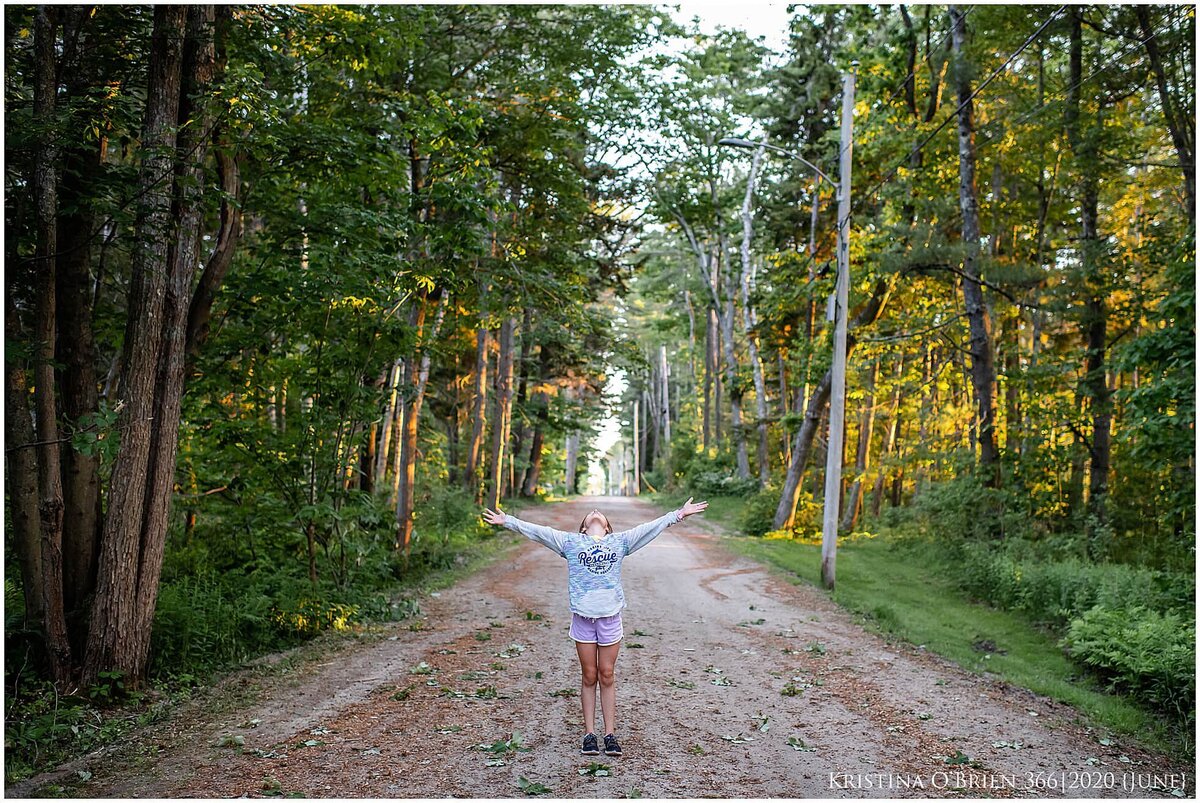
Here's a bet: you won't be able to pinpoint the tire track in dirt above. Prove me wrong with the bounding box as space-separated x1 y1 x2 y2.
62 496 1190 798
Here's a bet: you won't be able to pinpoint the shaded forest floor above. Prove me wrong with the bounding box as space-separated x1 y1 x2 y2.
11 497 1191 798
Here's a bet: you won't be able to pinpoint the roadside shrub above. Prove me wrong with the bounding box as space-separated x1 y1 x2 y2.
1062 605 1196 723
419 483 478 534
689 470 760 498
738 485 780 536
946 539 1194 627
150 572 294 677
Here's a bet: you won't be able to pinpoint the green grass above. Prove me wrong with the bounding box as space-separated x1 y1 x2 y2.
722 530 1190 763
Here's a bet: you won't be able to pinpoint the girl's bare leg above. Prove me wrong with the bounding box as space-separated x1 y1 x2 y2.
597 641 621 735
575 640 599 733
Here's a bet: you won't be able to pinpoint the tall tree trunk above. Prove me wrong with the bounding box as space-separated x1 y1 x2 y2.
913 344 933 497
129 5 221 672
660 345 671 462
738 144 771 486
684 289 697 392
83 5 190 686
464 325 489 502
375 360 402 486
6 297 47 639
486 315 516 511
1065 9 1111 543
1134 6 1195 221
564 427 579 495
30 5 73 684
396 288 446 553
509 307 534 499
55 7 104 662
521 343 553 496
703 305 713 450
949 4 1000 488
718 232 750 479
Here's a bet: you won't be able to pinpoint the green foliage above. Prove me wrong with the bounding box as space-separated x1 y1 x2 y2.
737 484 781 536
1062 606 1195 725
945 538 1194 628
668 428 761 498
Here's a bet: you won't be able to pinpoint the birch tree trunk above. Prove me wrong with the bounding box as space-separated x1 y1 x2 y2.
738 144 770 486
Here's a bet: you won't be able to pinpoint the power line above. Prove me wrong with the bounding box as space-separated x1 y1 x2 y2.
786 6 1068 273
874 6 975 115
851 5 1068 220
975 22 1163 147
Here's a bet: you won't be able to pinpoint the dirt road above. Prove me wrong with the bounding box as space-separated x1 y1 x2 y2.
54 496 1189 798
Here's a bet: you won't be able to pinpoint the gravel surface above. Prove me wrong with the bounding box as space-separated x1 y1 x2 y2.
26 496 1191 798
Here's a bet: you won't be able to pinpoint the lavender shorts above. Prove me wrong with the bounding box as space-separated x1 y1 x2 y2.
570 612 623 646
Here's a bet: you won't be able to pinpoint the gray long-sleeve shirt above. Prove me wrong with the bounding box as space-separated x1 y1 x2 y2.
502 508 684 618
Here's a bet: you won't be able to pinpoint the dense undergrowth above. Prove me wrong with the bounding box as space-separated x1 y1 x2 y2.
3 484 519 785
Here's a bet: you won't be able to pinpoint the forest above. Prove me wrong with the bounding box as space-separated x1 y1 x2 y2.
4 3 1195 782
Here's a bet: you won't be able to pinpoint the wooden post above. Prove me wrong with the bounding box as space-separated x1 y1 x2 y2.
632 398 640 495
660 345 671 454
820 63 857 592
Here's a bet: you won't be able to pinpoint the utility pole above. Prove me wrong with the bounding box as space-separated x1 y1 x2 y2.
820 62 858 591
632 398 640 496
660 345 671 451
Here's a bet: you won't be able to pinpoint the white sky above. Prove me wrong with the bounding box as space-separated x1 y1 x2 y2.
672 0 792 53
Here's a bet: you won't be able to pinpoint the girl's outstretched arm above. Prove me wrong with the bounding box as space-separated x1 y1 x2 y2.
482 508 569 558
620 496 709 556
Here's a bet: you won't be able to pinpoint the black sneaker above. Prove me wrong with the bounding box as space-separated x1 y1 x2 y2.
581 732 600 755
603 732 622 756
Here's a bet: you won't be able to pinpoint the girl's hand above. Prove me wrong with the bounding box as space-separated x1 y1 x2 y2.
482 508 506 526
679 496 708 519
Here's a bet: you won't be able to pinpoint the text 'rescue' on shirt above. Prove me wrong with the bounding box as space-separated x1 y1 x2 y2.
501 508 684 618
